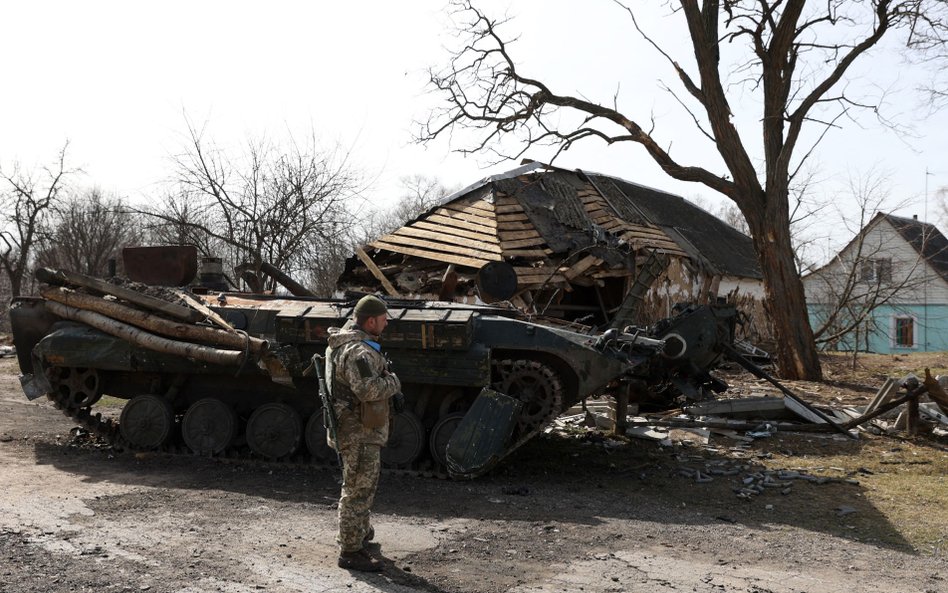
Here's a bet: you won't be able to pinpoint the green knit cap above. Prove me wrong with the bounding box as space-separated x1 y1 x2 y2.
354 295 388 317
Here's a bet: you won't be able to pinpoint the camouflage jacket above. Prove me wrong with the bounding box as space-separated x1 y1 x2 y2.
324 320 401 447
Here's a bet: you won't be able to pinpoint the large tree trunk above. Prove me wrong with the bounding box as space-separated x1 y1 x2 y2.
745 194 823 381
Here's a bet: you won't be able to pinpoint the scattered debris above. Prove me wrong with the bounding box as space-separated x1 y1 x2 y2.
746 423 777 439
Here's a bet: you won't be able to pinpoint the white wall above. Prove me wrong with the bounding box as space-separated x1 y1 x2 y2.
803 218 948 306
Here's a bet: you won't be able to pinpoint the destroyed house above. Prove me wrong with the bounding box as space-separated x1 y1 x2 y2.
338 163 763 328
805 213 948 353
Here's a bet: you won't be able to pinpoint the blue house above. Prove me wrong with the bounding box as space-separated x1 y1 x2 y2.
803 213 948 353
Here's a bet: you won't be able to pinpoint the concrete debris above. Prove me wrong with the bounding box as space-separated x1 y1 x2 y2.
547 371 946 468
629 372 947 442
667 427 711 445
684 397 789 420
667 454 861 500
0 345 15 358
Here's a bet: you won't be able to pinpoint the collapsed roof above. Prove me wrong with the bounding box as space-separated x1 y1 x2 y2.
338 163 760 321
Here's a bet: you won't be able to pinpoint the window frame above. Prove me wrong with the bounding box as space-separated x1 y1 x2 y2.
891 315 917 349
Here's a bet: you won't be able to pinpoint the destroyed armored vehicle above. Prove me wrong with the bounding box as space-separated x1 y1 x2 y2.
10 248 738 476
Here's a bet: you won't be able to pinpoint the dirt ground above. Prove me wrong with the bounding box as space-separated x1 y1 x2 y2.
1 353 947 593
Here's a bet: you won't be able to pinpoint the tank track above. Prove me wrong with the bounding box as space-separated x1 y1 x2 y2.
45 357 567 479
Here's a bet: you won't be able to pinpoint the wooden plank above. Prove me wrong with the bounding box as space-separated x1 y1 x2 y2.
517 274 568 286
591 269 635 279
437 206 496 227
377 233 502 260
563 255 601 280
463 198 496 213
622 229 673 240
513 266 561 276
494 203 525 214
501 236 547 249
497 221 536 231
411 220 499 244
393 227 502 254
497 229 541 241
502 248 552 258
370 240 493 269
176 290 235 331
585 207 610 218
866 378 899 412
450 200 494 216
618 229 678 242
427 213 496 234
355 247 399 296
621 231 678 243
496 213 529 223
618 235 685 254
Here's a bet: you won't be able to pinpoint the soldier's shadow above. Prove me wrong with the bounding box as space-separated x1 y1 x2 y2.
346 543 451 593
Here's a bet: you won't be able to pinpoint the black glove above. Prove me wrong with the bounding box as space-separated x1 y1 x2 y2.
392 392 406 414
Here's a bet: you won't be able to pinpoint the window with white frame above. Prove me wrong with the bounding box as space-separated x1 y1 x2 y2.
893 316 915 348
860 258 892 284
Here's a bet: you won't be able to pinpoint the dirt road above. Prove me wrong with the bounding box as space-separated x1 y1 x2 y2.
0 356 945 593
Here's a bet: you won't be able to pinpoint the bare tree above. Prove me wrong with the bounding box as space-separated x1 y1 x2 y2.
299 221 360 297
35 188 145 277
391 175 456 226
421 1 948 380
365 175 458 239
144 190 224 260
143 121 365 293
0 144 73 297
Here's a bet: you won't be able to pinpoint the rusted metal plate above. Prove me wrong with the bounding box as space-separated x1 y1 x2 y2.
123 246 198 286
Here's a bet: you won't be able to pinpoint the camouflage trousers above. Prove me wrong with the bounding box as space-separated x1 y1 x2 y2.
337 442 381 553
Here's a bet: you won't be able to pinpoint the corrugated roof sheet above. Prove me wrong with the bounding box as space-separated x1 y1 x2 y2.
588 174 762 279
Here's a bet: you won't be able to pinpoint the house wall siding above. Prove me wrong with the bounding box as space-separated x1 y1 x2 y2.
804 217 948 353
805 219 948 305
808 303 948 353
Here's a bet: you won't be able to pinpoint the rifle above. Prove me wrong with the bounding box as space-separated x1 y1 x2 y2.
309 353 343 467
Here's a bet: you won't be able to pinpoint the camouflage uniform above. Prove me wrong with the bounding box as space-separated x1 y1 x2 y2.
325 319 401 554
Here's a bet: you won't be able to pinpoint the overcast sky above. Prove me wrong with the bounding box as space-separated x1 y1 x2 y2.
3 1 947 262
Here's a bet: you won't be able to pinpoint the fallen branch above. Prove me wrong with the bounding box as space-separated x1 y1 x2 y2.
45 301 245 367
41 286 267 354
36 267 204 324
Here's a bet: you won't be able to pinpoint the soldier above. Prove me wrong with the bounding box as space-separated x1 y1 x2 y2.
324 295 403 572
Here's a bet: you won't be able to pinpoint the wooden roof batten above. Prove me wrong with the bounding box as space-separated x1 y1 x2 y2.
342 162 758 304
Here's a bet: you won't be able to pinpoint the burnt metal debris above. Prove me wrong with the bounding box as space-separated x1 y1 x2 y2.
12 247 748 478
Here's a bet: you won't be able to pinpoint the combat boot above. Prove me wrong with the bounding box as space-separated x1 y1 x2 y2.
337 548 383 572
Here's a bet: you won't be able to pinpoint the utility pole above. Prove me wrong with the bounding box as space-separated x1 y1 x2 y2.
924 168 933 351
